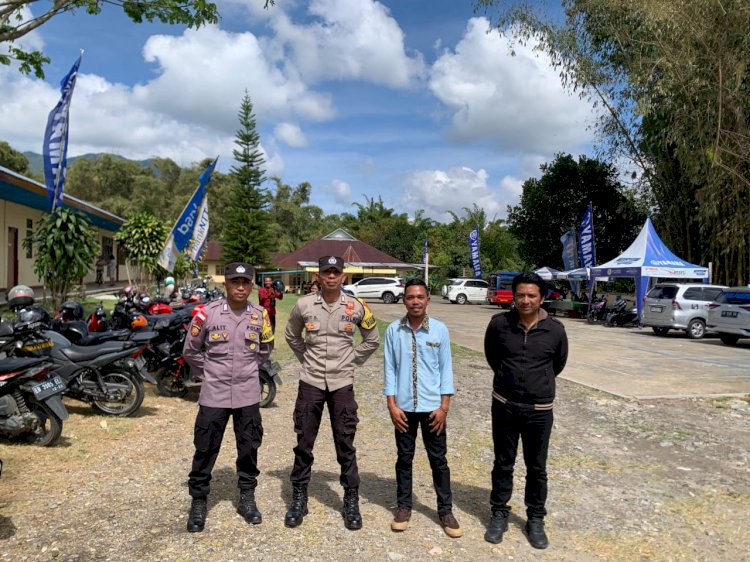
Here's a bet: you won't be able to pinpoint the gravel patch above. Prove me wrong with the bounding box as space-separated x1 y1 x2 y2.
0 351 748 561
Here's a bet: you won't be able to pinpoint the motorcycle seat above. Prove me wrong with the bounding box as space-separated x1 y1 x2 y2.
130 330 159 344
77 329 132 346
61 340 136 362
0 356 47 375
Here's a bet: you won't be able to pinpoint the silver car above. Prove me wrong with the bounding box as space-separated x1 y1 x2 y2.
706 287 750 346
643 283 728 339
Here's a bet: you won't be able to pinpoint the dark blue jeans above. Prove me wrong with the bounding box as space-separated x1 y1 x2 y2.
395 411 453 515
490 399 553 518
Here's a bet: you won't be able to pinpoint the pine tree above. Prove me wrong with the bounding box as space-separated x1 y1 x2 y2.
221 92 272 266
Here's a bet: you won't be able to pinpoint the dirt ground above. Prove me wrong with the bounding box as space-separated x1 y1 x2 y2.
1 344 748 561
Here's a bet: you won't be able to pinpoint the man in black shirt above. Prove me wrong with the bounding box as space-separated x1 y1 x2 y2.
483 272 568 549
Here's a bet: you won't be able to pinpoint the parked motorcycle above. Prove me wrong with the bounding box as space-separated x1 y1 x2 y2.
0 355 69 447
50 314 159 387
3 307 146 417
157 354 281 408
587 295 609 324
605 296 640 327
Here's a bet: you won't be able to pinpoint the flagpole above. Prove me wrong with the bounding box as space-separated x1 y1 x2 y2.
425 253 429 286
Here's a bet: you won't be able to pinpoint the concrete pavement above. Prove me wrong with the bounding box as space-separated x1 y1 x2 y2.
367 298 750 399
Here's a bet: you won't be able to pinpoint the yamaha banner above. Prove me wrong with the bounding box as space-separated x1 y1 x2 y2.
468 226 482 279
560 228 579 294
578 202 596 269
158 157 218 272
43 53 82 210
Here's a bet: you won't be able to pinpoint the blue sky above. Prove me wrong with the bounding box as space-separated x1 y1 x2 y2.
0 0 598 222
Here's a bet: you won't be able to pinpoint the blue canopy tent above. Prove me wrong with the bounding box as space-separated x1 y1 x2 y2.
589 218 709 320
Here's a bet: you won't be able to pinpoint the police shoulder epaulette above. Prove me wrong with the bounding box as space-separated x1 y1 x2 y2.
204 299 222 311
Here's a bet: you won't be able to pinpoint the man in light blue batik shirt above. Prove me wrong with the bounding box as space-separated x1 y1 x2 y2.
383 278 462 538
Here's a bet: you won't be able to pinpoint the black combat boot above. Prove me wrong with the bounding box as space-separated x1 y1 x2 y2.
186 496 208 533
284 483 308 528
237 489 262 524
342 487 362 530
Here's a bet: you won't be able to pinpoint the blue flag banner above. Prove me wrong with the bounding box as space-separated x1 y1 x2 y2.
43 54 82 210
560 228 579 295
422 237 428 264
468 226 482 279
158 157 218 272
188 194 209 261
578 202 596 269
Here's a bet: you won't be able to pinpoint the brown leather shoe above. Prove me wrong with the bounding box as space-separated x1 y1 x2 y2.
439 511 464 538
391 507 411 531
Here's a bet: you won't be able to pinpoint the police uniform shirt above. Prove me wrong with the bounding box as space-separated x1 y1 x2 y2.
285 292 379 391
183 299 274 408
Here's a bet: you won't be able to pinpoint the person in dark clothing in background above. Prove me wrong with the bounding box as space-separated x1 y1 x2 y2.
483 272 568 549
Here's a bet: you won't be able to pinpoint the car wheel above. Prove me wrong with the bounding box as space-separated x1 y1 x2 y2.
719 333 740 346
652 327 669 336
686 319 705 339
382 292 395 304
456 294 468 305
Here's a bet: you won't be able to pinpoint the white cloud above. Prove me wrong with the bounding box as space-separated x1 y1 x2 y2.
135 26 334 128
0 7 45 57
268 0 425 87
0 23 333 165
274 122 307 147
322 179 352 206
401 167 509 222
499 175 524 198
429 17 597 154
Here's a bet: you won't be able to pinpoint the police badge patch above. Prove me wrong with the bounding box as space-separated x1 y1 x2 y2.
190 323 201 337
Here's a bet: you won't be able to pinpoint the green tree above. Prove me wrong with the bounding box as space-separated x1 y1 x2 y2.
115 211 168 288
66 154 156 217
23 207 98 307
0 140 29 174
506 154 647 268
0 0 225 77
221 92 272 266
476 0 750 284
267 178 326 252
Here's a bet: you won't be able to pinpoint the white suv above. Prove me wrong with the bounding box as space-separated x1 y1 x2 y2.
442 278 489 304
342 277 404 304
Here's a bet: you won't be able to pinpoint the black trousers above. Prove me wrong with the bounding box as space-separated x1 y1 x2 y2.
290 381 360 488
394 411 453 515
188 403 263 498
269 315 276 334
490 399 553 518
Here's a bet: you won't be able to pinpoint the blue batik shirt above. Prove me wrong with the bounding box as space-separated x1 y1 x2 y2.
383 315 455 413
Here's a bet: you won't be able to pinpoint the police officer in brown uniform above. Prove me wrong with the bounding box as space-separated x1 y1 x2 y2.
284 256 379 530
183 263 274 533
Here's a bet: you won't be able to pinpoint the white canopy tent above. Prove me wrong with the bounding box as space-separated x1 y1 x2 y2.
589 218 709 320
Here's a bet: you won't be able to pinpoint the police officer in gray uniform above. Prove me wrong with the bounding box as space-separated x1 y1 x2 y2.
284 256 380 530
183 263 274 533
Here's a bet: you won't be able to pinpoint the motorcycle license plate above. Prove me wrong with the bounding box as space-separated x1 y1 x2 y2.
30 375 66 400
650 305 663 313
721 310 739 318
